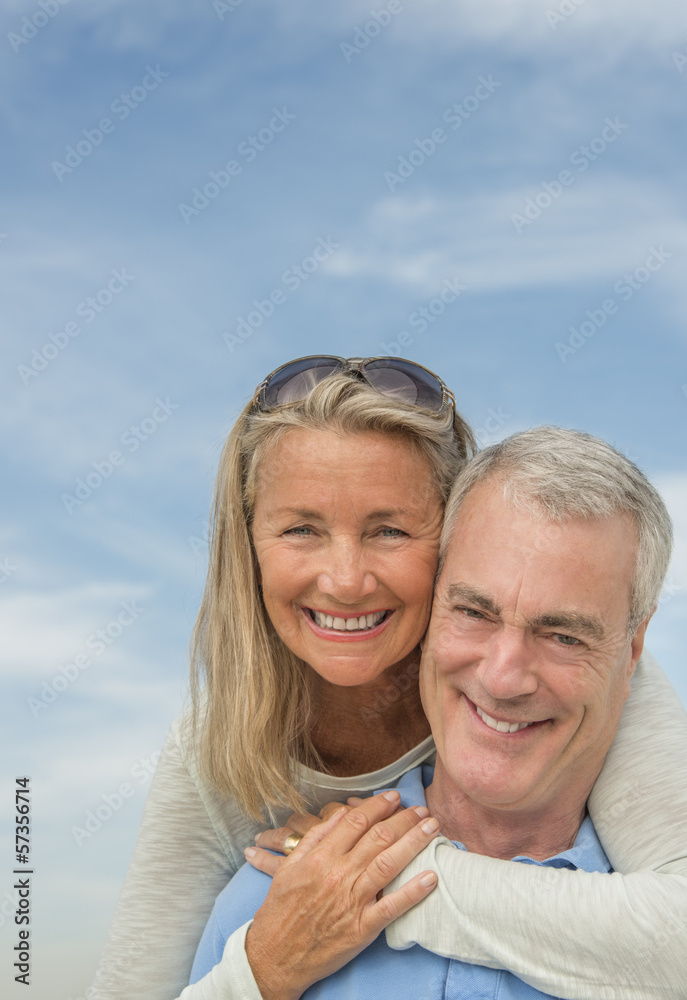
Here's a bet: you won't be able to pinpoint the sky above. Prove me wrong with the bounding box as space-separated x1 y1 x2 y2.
1 1 686 997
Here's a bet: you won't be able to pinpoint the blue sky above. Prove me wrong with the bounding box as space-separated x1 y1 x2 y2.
1 2 686 997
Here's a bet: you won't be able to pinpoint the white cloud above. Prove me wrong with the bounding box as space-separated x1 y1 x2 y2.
326 182 687 296
0 582 152 679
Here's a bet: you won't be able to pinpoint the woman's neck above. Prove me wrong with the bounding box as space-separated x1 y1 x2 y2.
308 653 431 777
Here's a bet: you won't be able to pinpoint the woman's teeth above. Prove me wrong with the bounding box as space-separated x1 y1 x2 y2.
475 704 533 734
310 610 387 632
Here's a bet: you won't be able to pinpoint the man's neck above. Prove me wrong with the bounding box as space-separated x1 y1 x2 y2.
425 765 587 861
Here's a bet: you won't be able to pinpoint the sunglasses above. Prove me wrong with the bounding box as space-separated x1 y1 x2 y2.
253 356 455 413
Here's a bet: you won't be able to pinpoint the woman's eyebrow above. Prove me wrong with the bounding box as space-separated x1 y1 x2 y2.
272 507 323 519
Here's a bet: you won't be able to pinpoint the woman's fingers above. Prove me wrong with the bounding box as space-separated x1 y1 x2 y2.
314 790 404 855
370 868 439 926
357 813 440 895
248 807 348 868
254 812 320 851
254 802 350 853
319 801 350 821
243 846 284 877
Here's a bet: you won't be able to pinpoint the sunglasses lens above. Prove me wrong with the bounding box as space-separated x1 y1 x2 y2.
263 358 343 407
364 360 444 411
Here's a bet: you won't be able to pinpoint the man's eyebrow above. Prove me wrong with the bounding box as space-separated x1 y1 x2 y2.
445 583 501 617
529 612 606 642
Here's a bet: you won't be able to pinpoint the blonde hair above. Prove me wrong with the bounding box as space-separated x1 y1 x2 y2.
191 372 475 819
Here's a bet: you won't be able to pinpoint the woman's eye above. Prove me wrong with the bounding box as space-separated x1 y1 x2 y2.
378 527 406 538
285 526 313 536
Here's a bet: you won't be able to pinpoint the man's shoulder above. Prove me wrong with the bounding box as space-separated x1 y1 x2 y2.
209 861 274 939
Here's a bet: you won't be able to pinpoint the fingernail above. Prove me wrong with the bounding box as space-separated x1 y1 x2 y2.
382 790 400 802
244 847 256 859
254 834 262 844
421 818 440 835
413 806 429 818
420 871 438 888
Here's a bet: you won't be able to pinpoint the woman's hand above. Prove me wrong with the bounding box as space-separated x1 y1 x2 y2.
249 800 354 871
243 790 440 1000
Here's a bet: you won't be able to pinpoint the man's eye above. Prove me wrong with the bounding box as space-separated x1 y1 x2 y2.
457 607 485 620
554 633 580 646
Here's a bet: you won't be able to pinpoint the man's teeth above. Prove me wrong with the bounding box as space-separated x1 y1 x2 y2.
475 705 533 734
311 610 386 632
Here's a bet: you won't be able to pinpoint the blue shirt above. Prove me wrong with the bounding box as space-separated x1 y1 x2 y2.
190 765 611 999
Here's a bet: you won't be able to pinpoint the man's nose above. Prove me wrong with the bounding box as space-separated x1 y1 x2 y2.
477 628 539 701
316 539 378 603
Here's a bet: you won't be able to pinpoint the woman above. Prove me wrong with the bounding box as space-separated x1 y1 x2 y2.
91 356 687 1000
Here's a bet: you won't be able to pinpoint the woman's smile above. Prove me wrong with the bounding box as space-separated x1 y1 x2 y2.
302 606 394 641
251 426 443 686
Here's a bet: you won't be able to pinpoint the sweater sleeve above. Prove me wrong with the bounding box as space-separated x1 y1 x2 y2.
178 922 263 1000
384 650 687 999
89 718 251 1000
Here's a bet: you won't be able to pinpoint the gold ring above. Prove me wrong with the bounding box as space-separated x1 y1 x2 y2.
283 832 303 855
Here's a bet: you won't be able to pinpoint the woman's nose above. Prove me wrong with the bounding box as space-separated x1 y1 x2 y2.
316 540 378 603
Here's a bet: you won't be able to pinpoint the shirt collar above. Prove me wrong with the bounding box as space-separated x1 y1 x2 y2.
392 763 611 874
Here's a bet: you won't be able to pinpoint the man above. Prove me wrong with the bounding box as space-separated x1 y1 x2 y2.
188 426 674 999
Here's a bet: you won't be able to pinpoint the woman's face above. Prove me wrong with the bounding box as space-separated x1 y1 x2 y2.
252 427 444 687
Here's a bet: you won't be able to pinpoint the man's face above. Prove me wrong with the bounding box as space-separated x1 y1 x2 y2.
421 480 649 820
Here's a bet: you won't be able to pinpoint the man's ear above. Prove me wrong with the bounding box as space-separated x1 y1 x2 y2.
626 611 654 692
631 613 653 662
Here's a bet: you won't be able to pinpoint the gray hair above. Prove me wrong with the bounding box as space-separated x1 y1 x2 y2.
440 426 673 633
